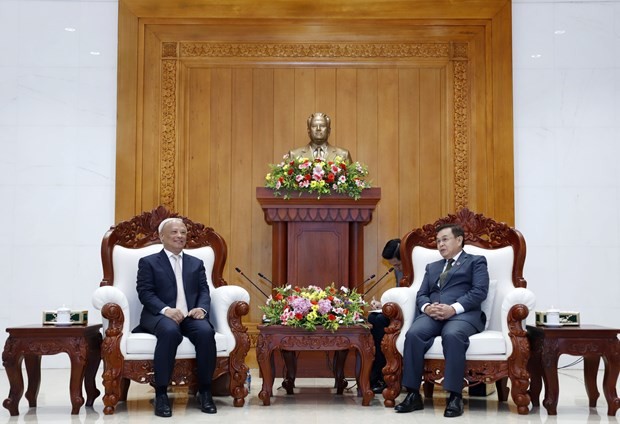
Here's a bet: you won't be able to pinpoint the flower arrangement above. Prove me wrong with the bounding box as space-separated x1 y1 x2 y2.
260 283 368 332
265 155 371 200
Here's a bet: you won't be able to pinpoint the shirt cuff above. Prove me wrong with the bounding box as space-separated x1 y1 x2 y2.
421 303 430 314
451 302 464 315
160 306 169 315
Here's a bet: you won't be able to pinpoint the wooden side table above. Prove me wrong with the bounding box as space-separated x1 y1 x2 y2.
2 324 102 415
256 325 375 406
527 324 619 416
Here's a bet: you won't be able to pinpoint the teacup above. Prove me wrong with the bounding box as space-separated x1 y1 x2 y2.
55 306 72 325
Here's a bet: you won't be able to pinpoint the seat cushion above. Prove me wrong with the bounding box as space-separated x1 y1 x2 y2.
126 332 229 358
424 330 506 358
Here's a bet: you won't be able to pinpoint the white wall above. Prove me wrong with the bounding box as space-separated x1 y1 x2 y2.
0 0 118 367
513 0 620 334
0 0 617 368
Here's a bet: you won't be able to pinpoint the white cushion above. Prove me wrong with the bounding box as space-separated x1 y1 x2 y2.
481 279 497 330
125 332 229 359
425 330 506 358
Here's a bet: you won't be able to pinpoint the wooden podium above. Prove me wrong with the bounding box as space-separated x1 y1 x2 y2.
256 187 381 289
256 187 381 378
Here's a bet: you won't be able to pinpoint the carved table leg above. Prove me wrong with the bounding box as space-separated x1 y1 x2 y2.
68 351 86 414
334 350 349 394
2 341 24 416
583 354 600 408
527 330 544 408
540 341 560 415
602 345 619 416
281 351 297 395
24 354 41 407
354 340 374 406
84 335 102 407
257 334 275 406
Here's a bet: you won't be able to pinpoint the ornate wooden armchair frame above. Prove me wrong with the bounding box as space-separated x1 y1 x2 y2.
92 206 250 414
380 209 535 414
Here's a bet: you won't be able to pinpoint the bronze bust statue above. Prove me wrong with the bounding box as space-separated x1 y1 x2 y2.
287 112 352 163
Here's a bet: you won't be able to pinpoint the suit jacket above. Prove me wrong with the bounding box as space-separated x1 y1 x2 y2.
136 249 212 332
288 142 352 164
414 251 489 332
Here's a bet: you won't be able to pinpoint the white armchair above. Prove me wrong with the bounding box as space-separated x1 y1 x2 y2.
379 209 535 415
91 206 250 415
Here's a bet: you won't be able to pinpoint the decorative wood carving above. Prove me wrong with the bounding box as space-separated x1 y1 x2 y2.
98 207 250 414
180 42 451 58
381 209 531 414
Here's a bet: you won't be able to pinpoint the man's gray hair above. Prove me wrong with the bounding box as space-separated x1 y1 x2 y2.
158 217 185 235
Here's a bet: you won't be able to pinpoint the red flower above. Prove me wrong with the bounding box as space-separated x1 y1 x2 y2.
294 287 301 292
287 168 293 175
295 313 303 320
275 293 283 301
340 163 347 169
304 174 311 181
327 296 334 301
311 300 318 305
327 314 336 321
327 173 335 183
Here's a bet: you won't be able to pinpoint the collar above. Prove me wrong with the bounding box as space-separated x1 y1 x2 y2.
163 248 183 259
447 250 464 263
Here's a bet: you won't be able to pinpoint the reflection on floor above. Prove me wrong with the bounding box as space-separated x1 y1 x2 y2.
0 367 618 423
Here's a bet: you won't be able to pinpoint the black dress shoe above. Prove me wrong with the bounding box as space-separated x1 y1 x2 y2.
394 392 424 413
444 395 464 417
371 380 387 394
154 394 172 417
199 391 217 414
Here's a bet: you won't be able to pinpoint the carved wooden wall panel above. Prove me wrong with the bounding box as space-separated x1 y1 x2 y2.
115 0 515 324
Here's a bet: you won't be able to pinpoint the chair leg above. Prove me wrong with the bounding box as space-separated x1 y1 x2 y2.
423 380 435 398
119 378 130 401
496 377 509 401
101 373 121 415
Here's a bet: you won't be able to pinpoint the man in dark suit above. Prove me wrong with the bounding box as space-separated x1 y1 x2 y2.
395 223 489 417
136 217 217 417
288 112 352 163
368 238 403 394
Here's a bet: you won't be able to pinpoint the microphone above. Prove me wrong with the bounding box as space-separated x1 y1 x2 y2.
235 267 269 298
363 267 394 297
351 273 376 293
257 272 273 285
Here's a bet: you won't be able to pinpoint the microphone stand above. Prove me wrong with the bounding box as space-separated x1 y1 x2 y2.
351 274 376 293
235 267 269 298
363 267 394 297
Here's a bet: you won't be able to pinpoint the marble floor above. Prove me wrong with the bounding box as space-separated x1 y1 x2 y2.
0 367 618 423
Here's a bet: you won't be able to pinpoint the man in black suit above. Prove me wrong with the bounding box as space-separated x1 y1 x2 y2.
395 223 489 417
368 238 403 394
136 217 217 417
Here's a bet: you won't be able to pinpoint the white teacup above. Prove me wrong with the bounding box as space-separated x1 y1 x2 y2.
546 308 561 326
55 306 72 325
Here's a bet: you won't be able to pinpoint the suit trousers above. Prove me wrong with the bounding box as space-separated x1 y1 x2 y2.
402 314 477 393
152 317 217 388
368 312 390 384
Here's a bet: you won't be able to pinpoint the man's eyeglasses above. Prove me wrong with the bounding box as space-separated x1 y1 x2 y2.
436 236 454 245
